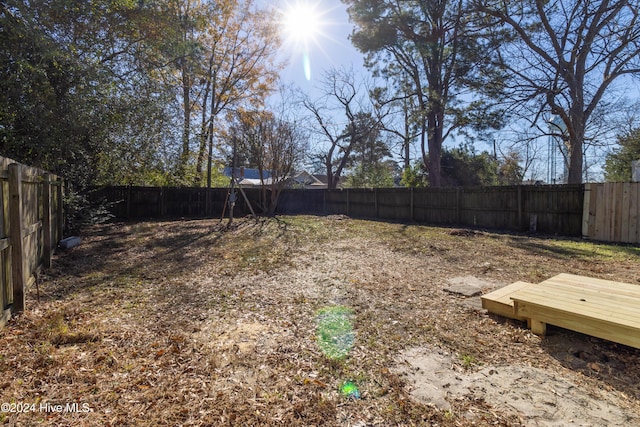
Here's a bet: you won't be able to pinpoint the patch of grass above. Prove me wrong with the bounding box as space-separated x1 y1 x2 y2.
507 235 640 261
37 309 101 347
459 354 478 370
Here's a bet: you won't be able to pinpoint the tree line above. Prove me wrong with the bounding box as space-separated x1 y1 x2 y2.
1 0 639 197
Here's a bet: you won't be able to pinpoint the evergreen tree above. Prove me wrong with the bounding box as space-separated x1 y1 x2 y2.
604 129 640 182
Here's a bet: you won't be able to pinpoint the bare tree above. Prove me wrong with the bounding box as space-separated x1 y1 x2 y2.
301 68 381 189
475 0 640 183
229 109 306 215
370 77 422 171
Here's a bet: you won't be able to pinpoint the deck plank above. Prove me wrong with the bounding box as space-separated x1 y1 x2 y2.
547 273 640 297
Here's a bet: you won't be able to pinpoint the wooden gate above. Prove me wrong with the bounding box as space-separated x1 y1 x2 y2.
0 157 64 327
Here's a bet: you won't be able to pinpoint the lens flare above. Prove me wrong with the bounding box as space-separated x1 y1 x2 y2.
340 381 361 399
303 52 311 81
316 305 354 360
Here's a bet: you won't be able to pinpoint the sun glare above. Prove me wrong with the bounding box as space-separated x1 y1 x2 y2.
283 2 320 43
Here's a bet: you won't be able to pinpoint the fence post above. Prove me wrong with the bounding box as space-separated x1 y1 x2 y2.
8 164 25 313
43 173 52 268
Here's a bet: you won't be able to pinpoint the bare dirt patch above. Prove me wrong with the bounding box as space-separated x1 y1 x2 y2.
1 216 639 426
395 346 639 426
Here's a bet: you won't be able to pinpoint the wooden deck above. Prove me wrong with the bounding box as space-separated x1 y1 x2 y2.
481 274 640 349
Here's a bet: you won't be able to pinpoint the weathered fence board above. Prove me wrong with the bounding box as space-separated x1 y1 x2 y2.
0 156 64 326
583 183 640 243
524 185 584 235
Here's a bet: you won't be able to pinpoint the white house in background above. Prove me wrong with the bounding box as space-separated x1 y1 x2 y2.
222 166 274 186
288 171 330 189
222 167 331 189
222 166 328 189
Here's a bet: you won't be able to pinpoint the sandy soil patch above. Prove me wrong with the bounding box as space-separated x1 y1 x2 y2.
396 346 639 426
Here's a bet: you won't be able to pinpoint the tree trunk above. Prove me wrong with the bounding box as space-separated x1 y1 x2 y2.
326 159 336 190
426 110 443 188
267 184 280 216
206 78 218 189
195 79 211 185
180 65 191 179
403 97 411 169
566 95 585 184
567 131 584 184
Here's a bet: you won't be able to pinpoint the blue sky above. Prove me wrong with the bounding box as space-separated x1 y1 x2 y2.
270 1 636 183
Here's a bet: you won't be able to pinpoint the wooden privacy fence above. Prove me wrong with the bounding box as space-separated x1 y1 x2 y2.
281 186 584 236
0 156 64 327
94 184 585 236
582 182 640 244
94 183 640 243
91 186 255 219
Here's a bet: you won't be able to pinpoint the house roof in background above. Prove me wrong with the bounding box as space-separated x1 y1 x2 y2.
222 167 271 180
291 171 324 185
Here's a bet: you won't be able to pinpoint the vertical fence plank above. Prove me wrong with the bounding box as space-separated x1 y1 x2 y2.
126 186 132 219
630 183 639 243
374 188 379 218
8 164 25 313
582 184 591 239
621 183 631 243
322 190 326 214
43 173 52 268
160 187 165 218
455 188 461 224
346 189 350 216
588 184 598 239
613 183 623 242
0 174 10 327
517 186 523 230
594 184 605 240
409 187 414 222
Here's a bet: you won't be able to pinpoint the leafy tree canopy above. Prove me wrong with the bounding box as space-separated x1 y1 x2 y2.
604 129 640 182
440 144 500 187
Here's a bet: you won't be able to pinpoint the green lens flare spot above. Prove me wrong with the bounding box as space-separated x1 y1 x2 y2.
340 381 360 399
316 305 355 360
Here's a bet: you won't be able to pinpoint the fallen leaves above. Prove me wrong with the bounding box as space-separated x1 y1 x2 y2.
0 216 638 426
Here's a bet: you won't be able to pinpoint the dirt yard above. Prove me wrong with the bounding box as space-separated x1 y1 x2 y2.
1 215 639 426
